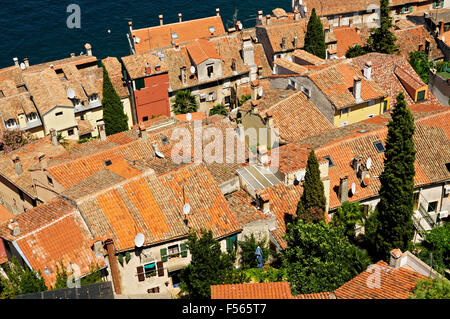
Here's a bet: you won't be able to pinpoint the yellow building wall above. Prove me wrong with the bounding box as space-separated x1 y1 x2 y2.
333 98 389 127
78 107 103 138
122 97 134 129
43 107 79 140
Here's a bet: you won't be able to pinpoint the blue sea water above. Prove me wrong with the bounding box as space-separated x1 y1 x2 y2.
0 0 291 68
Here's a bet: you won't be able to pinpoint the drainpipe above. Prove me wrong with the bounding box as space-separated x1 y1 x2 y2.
105 239 121 294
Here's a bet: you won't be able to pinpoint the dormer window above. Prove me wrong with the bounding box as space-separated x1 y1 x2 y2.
72 98 83 107
5 119 18 129
26 112 38 122
89 94 99 103
207 65 214 78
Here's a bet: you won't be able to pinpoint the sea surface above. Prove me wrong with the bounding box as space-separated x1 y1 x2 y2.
0 0 291 68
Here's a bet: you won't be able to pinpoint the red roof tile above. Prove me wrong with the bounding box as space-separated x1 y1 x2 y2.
211 282 295 299
333 26 364 58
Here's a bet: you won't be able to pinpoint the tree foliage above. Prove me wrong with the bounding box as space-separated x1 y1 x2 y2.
102 63 129 136
367 0 399 54
281 220 371 294
53 261 69 290
0 129 32 153
415 223 449 275
172 90 199 115
209 104 227 116
180 230 247 298
410 277 450 299
238 234 270 270
331 201 366 242
0 256 47 299
304 8 326 59
345 44 368 58
365 92 416 261
296 150 326 223
409 51 432 84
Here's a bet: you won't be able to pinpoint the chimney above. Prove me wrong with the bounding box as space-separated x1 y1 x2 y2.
38 153 48 170
8 222 21 237
178 13 182 23
251 100 259 114
363 61 372 81
139 123 148 139
294 9 300 21
13 157 23 176
159 14 163 26
251 80 259 101
338 176 349 203
92 240 104 258
352 156 363 175
389 249 403 268
145 63 151 75
281 37 286 50
349 18 353 27
49 128 58 146
440 20 444 35
128 21 133 34
242 35 255 66
266 15 271 25
258 10 263 20
85 43 92 56
105 239 122 294
256 191 270 213
13 57 19 66
180 66 187 85
97 121 107 141
353 76 362 102
216 8 220 17
24 58 29 68
70 53 75 58
338 15 342 26
355 26 360 34
293 36 298 48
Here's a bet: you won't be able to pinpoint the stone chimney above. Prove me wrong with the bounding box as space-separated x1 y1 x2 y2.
178 13 182 23
257 145 269 164
159 14 163 26
338 15 342 27
85 43 92 56
440 20 444 35
180 66 187 85
258 10 263 20
353 76 362 102
389 249 403 268
139 123 148 139
24 58 29 68
242 35 255 66
216 8 220 17
256 190 270 213
293 36 298 48
294 9 300 21
92 240 104 258
97 121 107 141
364 61 372 81
38 153 48 170
281 37 286 50
13 157 23 176
145 63 151 75
128 21 133 34
49 128 58 146
251 80 259 101
13 57 19 66
338 176 348 203
105 239 122 294
266 15 271 25
8 221 21 237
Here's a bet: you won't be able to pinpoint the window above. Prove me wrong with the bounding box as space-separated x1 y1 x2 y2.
68 129 74 136
5 119 17 129
416 90 426 102
135 78 145 90
168 244 180 258
200 94 206 103
143 116 149 122
383 100 388 112
144 262 157 277
27 112 38 122
341 107 350 115
224 95 231 105
47 176 54 186
207 65 214 78
289 79 297 89
324 155 334 167
427 201 438 213
301 86 310 98
105 160 112 166
226 235 237 252
373 141 386 152
161 136 169 145
209 91 216 101
55 112 63 116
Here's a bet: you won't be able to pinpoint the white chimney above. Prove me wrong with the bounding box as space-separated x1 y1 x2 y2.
139 123 149 139
242 36 255 66
159 14 164 26
258 10 263 20
180 66 187 85
178 13 182 22
266 15 271 25
13 57 19 66
389 249 403 268
216 8 220 17
364 61 372 81
24 58 29 68
97 121 107 141
13 157 23 176
49 128 58 146
128 21 133 34
294 9 300 21
338 176 348 203
353 76 362 102
85 43 92 56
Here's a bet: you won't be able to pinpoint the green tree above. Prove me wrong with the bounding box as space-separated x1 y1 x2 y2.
415 223 449 275
410 277 450 299
282 220 371 294
102 63 129 136
172 90 199 115
296 149 327 223
367 0 399 54
180 230 247 298
345 44 367 58
238 95 251 106
53 261 69 290
409 51 432 84
365 92 416 261
331 201 366 242
304 8 326 59
238 234 270 270
209 104 227 116
80 263 103 286
0 256 47 299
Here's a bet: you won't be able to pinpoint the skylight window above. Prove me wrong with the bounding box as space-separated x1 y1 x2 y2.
105 160 112 166
446 163 450 172
161 137 169 145
324 155 334 167
171 33 178 39
373 141 386 153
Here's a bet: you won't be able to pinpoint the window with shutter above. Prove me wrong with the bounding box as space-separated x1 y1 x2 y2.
160 248 168 262
157 261 164 277
180 243 188 258
433 2 436 9
226 237 233 252
137 266 145 282
135 78 145 90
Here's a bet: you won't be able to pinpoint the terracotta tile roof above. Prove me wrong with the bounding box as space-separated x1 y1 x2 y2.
101 57 129 98
334 261 426 299
302 0 376 17
74 164 241 252
271 143 327 175
333 26 364 58
274 58 308 74
131 15 226 53
0 204 14 224
314 111 450 209
295 292 335 299
352 53 439 105
226 189 271 225
76 119 94 136
121 52 168 80
186 39 222 65
174 112 206 122
292 49 327 65
0 239 7 264
394 26 444 61
240 87 296 113
394 65 426 97
0 90 38 125
211 282 295 299
272 8 289 19
14 210 105 288
390 0 429 6
308 60 386 109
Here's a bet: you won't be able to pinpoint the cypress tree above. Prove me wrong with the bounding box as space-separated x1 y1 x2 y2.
296 149 327 223
101 63 129 136
365 92 416 260
303 8 327 59
367 0 399 54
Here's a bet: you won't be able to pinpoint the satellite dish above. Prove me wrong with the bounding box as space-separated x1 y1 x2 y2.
186 113 192 122
134 233 145 247
190 66 196 74
366 157 372 170
183 203 191 215
258 86 263 97
351 182 356 195
155 150 165 158
296 171 304 181
135 37 141 44
19 63 26 70
67 88 75 99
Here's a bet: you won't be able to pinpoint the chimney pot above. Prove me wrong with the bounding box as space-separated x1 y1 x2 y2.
159 14 163 26
13 157 23 176
49 128 59 146
84 43 92 56
23 58 29 68
12 225 21 237
145 63 151 75
139 123 149 139
338 176 349 203
258 10 263 20
97 121 107 141
13 57 19 66
353 76 362 102
389 249 403 268
216 8 220 16
178 13 182 22
266 15 271 25
364 61 372 81
105 239 122 294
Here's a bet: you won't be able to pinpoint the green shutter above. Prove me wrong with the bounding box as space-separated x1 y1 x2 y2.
401 7 405 14
433 2 436 9
226 238 233 252
135 78 145 90
160 248 168 262
409 5 413 13
180 243 188 258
